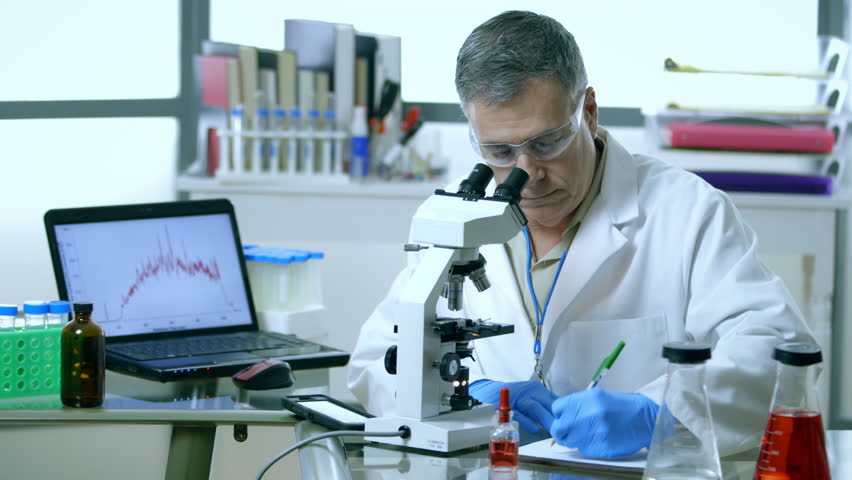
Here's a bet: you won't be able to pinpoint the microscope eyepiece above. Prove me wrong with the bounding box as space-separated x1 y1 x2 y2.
457 163 494 198
493 168 529 204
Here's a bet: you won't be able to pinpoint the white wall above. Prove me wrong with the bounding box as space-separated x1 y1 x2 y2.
0 1 180 307
0 119 178 306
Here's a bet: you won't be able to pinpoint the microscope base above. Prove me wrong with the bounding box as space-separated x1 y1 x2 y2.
364 404 494 452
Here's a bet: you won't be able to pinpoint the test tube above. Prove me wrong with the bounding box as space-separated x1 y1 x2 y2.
322 109 335 175
22 301 47 330
303 110 319 175
288 108 302 175
230 106 245 174
271 107 286 174
47 300 71 328
254 108 270 173
0 304 16 330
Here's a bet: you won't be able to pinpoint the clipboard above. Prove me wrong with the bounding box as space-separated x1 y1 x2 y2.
519 438 646 475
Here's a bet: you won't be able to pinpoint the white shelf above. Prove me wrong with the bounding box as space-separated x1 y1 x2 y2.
729 191 850 210
176 175 447 199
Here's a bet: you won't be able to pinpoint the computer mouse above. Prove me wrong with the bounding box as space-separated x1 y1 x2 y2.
232 359 295 390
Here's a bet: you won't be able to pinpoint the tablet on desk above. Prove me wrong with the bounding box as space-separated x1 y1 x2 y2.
282 394 373 431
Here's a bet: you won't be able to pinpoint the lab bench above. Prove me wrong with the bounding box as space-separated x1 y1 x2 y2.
0 369 333 479
297 422 852 479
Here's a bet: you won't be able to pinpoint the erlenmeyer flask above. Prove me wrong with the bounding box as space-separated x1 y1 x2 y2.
643 342 722 480
754 342 829 480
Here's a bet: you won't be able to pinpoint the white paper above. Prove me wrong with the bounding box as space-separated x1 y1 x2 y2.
519 439 646 472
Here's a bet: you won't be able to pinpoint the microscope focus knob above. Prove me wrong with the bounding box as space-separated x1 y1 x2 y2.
384 345 398 375
439 352 462 382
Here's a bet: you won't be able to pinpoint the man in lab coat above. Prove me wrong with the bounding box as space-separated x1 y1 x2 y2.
348 10 814 458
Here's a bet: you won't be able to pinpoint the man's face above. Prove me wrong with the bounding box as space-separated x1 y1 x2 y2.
467 77 599 229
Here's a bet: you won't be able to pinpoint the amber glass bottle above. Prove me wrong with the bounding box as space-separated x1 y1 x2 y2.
61 301 105 407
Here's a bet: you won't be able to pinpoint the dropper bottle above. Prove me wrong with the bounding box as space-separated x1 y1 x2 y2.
490 387 519 474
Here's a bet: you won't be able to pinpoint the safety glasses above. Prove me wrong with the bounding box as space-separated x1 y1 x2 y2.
469 94 586 168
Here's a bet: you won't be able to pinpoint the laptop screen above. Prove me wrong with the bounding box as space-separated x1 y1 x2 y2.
50 211 254 338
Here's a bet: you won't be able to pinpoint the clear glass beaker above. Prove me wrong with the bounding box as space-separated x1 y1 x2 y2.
643 342 722 480
754 342 829 480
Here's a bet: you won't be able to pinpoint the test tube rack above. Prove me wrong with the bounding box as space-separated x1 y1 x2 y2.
0 328 61 400
215 128 351 183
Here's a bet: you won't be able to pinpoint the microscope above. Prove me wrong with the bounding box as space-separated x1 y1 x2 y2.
365 164 529 452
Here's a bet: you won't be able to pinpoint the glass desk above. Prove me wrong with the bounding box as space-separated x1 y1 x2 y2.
295 420 852 480
0 369 330 480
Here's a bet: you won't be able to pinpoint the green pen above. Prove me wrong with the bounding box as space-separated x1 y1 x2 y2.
587 341 626 389
551 341 627 446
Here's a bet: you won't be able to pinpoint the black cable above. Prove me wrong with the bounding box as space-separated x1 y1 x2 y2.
256 428 408 480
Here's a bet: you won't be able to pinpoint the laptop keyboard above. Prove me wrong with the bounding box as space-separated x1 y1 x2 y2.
109 332 308 361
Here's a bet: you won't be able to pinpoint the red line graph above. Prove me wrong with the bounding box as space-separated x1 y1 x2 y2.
122 228 221 307
103 227 229 322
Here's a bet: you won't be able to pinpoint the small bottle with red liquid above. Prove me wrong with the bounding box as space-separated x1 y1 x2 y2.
754 342 829 480
490 387 519 475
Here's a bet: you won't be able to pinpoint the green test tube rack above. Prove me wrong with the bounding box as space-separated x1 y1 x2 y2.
0 328 61 399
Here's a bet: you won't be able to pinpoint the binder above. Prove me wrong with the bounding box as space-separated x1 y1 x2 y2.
692 171 833 195
333 23 355 131
199 55 233 109
355 34 378 117
662 122 834 153
237 45 259 120
277 50 297 111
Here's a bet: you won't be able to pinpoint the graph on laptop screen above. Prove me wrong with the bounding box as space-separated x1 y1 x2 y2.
53 213 253 337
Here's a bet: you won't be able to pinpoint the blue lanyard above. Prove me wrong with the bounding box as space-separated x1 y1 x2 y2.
523 225 567 382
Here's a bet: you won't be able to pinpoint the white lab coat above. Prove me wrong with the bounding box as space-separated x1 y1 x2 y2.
347 129 814 456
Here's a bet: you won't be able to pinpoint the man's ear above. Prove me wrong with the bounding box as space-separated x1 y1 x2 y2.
585 87 598 139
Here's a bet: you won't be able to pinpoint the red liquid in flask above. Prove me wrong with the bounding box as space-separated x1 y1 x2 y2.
754 409 830 480
490 439 518 470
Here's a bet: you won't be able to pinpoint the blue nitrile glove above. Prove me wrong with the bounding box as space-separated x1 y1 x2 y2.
468 379 557 434
550 388 659 458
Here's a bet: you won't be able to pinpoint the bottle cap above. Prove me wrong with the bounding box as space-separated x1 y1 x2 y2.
48 300 71 314
23 301 48 315
773 342 822 366
497 387 511 422
0 304 17 316
662 341 711 364
73 302 94 313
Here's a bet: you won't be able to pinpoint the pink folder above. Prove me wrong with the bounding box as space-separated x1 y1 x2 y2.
199 55 232 109
663 122 834 153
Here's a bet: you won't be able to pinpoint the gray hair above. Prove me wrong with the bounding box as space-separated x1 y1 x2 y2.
455 10 588 110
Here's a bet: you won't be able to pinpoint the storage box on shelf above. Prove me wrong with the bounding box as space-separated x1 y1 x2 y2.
242 245 327 343
643 37 850 191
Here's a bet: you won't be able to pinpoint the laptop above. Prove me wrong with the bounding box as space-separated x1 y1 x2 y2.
44 198 349 382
